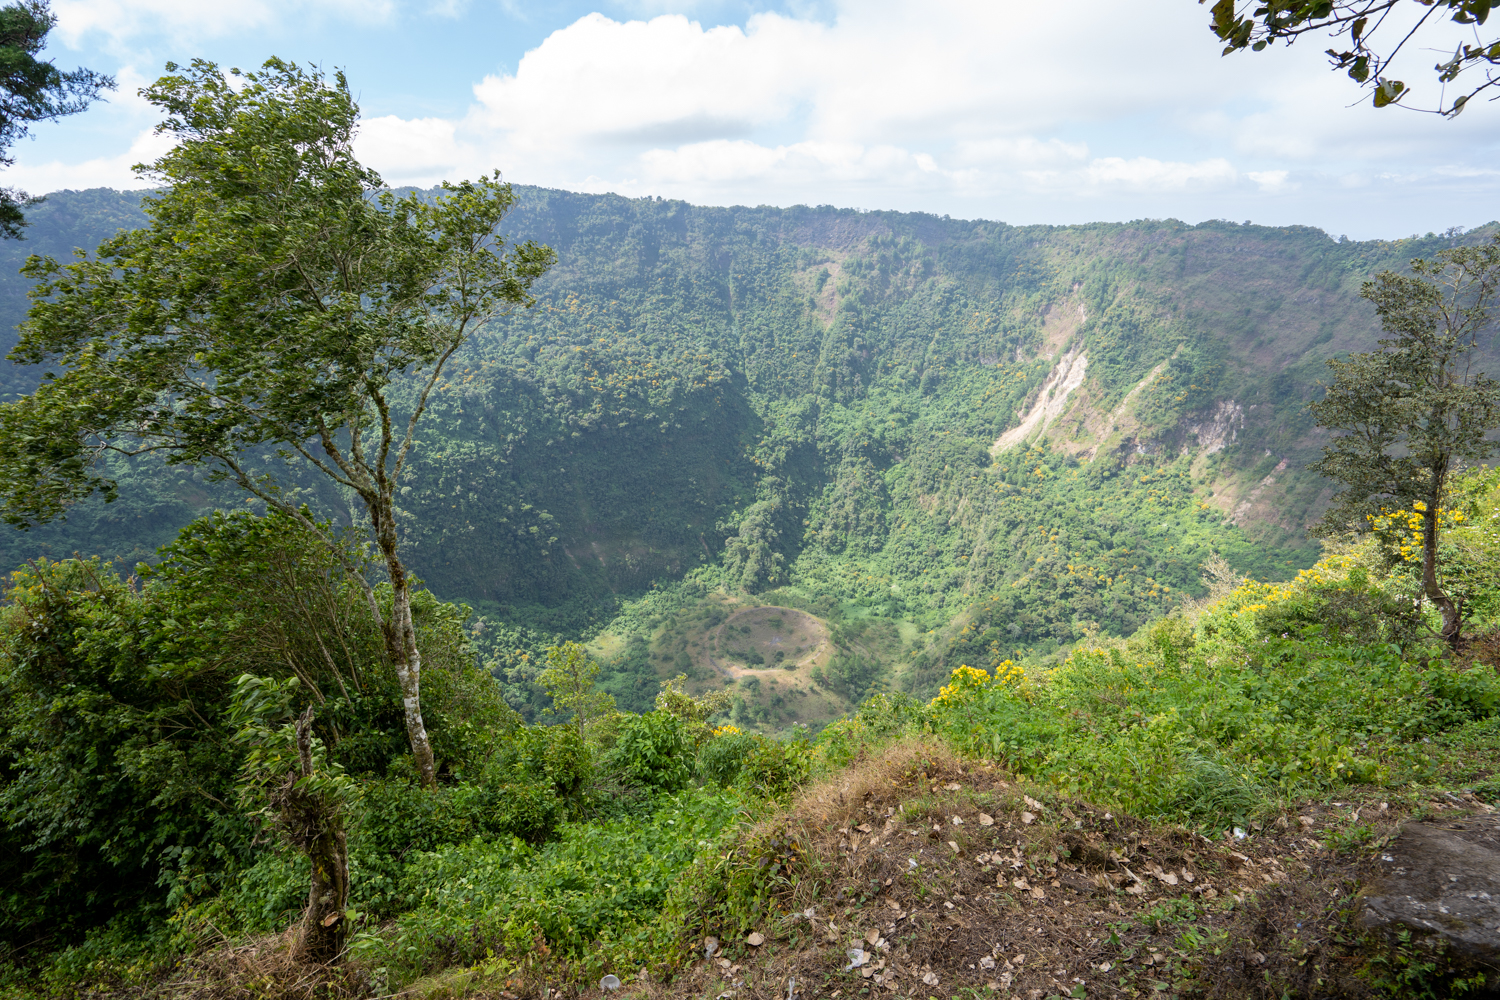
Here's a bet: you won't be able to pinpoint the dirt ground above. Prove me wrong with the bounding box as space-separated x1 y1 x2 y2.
551 742 1495 1000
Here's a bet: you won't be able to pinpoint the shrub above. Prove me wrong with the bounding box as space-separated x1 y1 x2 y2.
736 733 811 801
611 711 693 793
356 788 741 986
698 728 758 786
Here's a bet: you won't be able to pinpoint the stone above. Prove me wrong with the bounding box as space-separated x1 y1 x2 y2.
747 932 765 947
1359 815 1500 962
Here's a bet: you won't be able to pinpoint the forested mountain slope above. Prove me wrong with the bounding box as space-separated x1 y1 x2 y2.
3 187 1495 709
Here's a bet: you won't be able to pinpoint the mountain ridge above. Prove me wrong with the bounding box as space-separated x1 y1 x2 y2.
3 187 1497 715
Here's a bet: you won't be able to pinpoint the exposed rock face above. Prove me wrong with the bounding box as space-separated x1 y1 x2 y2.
1359 816 1500 964
992 348 1088 453
1187 400 1245 455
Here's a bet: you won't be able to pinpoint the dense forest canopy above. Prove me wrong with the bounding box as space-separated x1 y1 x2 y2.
3 174 1500 999
2 188 1493 700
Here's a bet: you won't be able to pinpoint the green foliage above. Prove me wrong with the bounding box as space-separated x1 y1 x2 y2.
812 651 883 703
537 640 616 738
1309 236 1500 640
354 788 741 986
736 732 812 801
723 498 787 592
610 711 693 793
1207 0 1500 117
0 56 555 787
697 729 759 787
2 187 1434 668
0 511 509 961
907 559 1500 829
0 557 245 952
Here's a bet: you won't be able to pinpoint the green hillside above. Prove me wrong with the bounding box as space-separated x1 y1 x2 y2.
3 187 1495 724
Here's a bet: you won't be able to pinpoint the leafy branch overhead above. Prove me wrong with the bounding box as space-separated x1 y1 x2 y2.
1204 0 1500 114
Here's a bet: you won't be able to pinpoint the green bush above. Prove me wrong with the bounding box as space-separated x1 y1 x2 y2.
921 609 1500 829
697 730 758 787
356 788 742 985
736 733 812 801
609 711 693 793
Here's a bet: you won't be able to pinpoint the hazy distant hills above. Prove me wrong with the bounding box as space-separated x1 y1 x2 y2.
3 186 1495 668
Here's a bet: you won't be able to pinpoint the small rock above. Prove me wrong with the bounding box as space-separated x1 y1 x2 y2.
945 782 962 791
948 840 960 853
922 972 940 986
846 948 869 970
747 932 765 947
1021 811 1036 825
1298 816 1316 829
951 815 964 825
979 956 996 970
1250 951 1266 965
865 928 881 945
978 813 995 826
856 823 872 833
705 936 719 957
1097 961 1112 972
1023 795 1043 811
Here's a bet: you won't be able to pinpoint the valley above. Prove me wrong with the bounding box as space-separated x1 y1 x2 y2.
4 189 1496 732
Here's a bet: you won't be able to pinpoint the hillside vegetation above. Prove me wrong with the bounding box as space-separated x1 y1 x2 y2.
2 466 1499 998
2 188 1494 727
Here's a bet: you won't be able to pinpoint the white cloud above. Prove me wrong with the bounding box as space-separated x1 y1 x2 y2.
1077 157 1238 192
20 0 1500 238
356 115 463 182
470 13 821 149
4 126 173 193
1246 169 1291 193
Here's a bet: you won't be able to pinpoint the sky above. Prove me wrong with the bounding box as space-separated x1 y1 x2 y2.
9 0 1500 241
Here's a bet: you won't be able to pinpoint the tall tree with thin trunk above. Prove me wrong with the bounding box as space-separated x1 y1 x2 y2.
1309 235 1500 645
0 58 554 788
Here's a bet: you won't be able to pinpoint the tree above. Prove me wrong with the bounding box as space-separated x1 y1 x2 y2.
722 498 787 591
1308 235 1500 644
538 641 616 740
231 675 360 964
0 59 555 788
0 0 113 237
1203 0 1499 115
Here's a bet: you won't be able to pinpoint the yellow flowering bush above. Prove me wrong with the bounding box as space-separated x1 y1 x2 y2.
1367 500 1465 564
929 664 993 710
710 724 741 738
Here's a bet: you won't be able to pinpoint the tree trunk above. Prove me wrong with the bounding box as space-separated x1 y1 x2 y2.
292 708 350 964
388 565 437 789
1421 497 1462 646
370 492 437 789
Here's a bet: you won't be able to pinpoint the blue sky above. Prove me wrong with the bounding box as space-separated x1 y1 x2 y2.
11 0 1500 240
